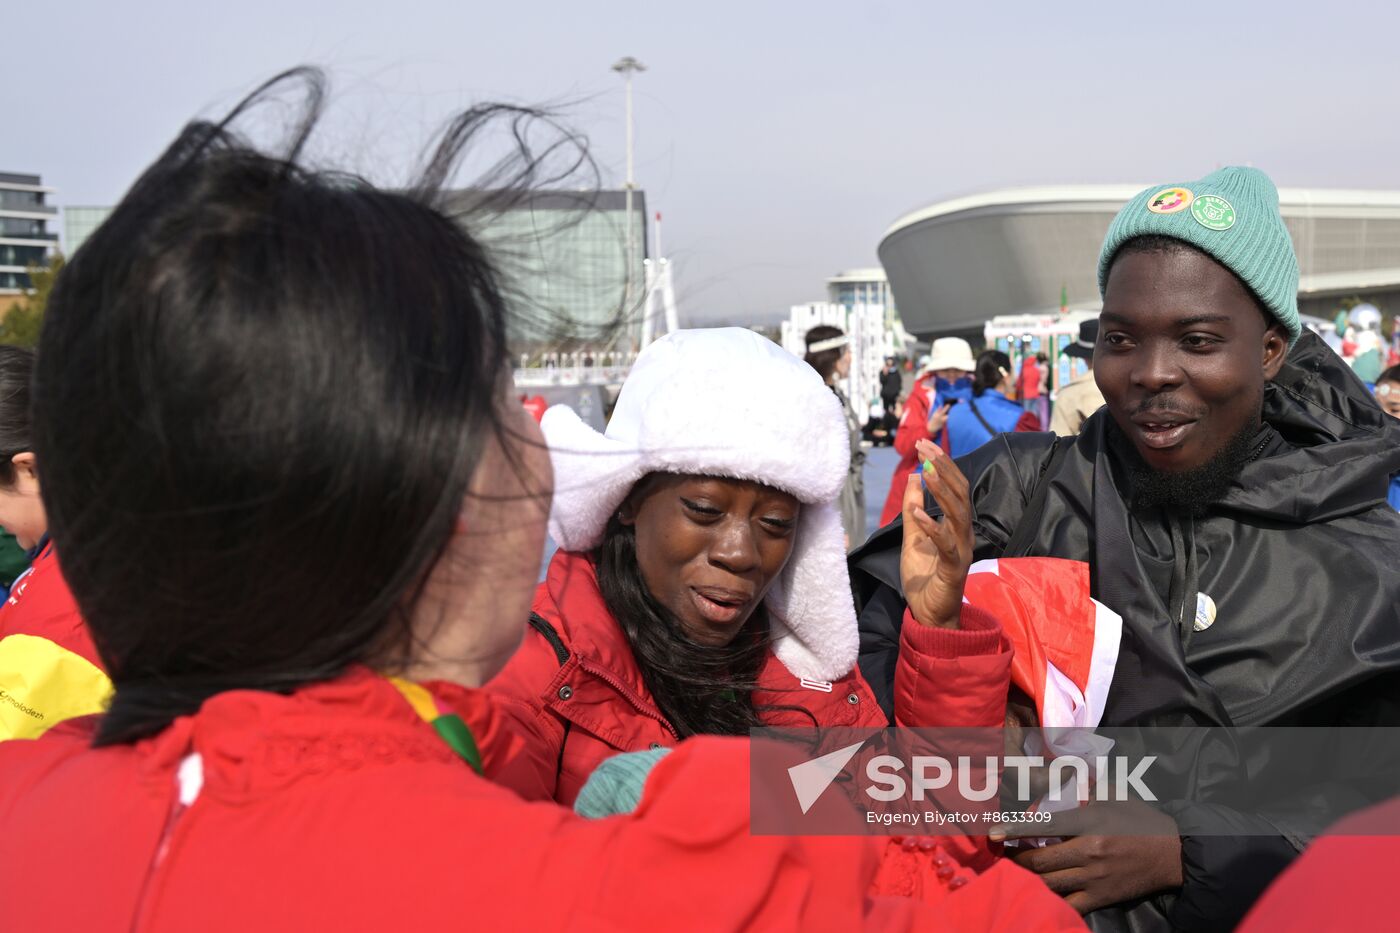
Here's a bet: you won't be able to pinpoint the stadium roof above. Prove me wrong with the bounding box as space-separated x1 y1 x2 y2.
880 184 1400 337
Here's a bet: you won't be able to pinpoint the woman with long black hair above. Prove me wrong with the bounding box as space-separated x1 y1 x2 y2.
0 72 1082 931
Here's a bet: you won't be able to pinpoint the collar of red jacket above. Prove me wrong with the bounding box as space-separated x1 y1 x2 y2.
533 549 872 722
534 549 659 708
73 668 496 798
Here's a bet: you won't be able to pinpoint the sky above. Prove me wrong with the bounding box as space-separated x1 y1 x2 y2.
12 0 1400 325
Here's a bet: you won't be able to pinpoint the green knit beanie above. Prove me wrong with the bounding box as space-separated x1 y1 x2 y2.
1097 166 1301 346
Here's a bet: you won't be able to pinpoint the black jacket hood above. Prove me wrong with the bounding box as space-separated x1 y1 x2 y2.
1222 332 1400 520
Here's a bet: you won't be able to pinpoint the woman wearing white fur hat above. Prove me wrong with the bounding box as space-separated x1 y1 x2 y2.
489 327 1017 807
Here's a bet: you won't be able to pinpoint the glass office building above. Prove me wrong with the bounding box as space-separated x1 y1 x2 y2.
38 192 651 347
63 205 114 257
827 267 902 335
0 173 58 292
445 189 648 347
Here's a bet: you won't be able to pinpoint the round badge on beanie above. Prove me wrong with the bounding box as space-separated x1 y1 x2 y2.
1098 166 1301 346
1147 187 1193 215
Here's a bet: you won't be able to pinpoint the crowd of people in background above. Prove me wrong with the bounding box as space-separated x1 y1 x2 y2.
2 70 1400 932
862 309 1398 526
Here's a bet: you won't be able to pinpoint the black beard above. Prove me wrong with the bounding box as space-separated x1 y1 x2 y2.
1108 418 1264 517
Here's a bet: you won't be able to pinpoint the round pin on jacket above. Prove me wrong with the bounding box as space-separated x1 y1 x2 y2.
1193 592 1218 632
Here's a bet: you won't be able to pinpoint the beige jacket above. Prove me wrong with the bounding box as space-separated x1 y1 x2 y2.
1050 374 1106 436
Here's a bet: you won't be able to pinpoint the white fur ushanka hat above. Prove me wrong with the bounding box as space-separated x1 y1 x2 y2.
542 327 859 682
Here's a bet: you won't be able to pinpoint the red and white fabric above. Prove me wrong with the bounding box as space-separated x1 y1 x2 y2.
962 557 1121 810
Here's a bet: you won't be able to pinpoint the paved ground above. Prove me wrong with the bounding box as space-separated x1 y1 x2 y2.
862 444 901 541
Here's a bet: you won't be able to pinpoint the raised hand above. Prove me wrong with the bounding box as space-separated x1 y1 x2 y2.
900 439 974 629
926 402 952 436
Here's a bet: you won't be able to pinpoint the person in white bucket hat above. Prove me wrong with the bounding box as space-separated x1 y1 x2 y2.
879 337 977 526
488 327 1018 808
924 336 979 377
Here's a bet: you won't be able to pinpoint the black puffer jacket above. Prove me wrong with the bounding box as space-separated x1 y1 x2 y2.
850 334 1400 931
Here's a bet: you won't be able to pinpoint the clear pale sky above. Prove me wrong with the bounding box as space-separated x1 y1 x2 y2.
12 0 1398 324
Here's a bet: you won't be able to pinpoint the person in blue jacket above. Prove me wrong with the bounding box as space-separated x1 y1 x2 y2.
942 349 1042 458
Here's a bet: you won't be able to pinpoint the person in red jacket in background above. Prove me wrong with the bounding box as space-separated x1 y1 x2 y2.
1017 352 1039 402
879 337 976 526
0 344 110 740
0 72 1083 932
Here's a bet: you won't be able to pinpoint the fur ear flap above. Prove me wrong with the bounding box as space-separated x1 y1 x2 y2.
764 502 859 681
542 405 645 552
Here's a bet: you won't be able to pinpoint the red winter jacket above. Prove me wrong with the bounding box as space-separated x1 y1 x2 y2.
489 549 1014 807
1237 797 1400 932
881 375 936 526
0 541 111 740
0 667 1085 931
1019 359 1041 401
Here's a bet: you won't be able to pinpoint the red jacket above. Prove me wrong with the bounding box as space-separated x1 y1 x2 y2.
489 549 1014 807
0 667 1084 931
1237 797 1400 932
1018 359 1041 401
0 541 110 740
881 376 936 526
0 542 99 665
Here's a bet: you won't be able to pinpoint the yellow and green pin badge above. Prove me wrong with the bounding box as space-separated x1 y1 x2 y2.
1147 187 1193 214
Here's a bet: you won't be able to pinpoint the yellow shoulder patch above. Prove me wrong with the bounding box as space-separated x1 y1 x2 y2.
0 633 113 741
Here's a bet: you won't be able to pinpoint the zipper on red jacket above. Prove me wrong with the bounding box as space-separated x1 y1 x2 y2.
531 608 679 741
130 753 203 932
576 658 680 740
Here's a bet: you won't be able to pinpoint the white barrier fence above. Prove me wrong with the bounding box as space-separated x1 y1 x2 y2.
513 351 636 388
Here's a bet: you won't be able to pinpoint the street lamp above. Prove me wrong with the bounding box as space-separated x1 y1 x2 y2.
612 56 646 325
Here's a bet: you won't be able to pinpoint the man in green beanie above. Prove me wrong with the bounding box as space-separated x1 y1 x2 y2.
851 167 1400 929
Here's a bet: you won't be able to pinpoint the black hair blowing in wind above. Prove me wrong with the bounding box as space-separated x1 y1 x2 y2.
34 68 610 745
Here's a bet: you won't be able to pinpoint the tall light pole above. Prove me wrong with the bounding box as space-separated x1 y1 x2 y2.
612 56 646 332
